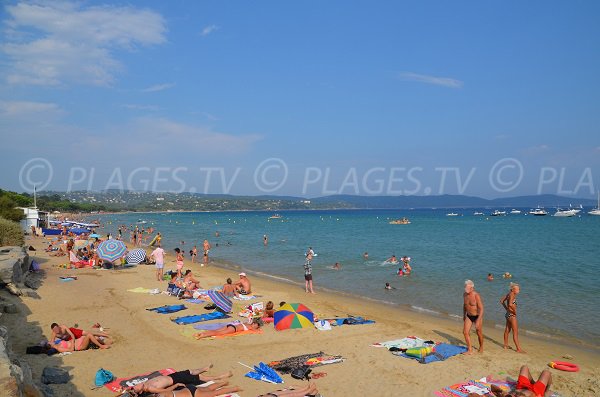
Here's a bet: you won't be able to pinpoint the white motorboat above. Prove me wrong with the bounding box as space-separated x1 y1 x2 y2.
490 210 506 216
473 212 484 216
529 208 548 216
446 212 459 217
553 208 577 217
510 209 521 214
589 192 600 216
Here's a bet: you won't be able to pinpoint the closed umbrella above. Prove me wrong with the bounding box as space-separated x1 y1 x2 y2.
243 362 283 384
96 240 127 263
126 248 147 264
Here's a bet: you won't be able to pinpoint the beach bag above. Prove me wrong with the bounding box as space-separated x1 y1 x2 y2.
30 260 41 272
405 346 434 360
291 365 312 381
94 368 114 387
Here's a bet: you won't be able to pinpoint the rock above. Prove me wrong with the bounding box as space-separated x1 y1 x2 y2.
5 283 23 297
41 367 70 385
2 304 18 314
36 383 54 397
24 277 42 290
0 246 29 285
0 326 7 339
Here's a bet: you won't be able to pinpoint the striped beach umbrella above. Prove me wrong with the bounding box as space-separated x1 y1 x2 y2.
96 240 127 263
206 290 233 313
274 303 314 331
125 248 147 264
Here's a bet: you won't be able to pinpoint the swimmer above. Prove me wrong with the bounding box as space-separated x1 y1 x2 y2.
386 255 398 264
487 273 494 281
332 262 341 270
397 267 404 276
363 252 369 260
385 282 395 290
503 272 512 279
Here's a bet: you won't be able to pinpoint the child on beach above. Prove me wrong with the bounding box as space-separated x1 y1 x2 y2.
264 301 275 318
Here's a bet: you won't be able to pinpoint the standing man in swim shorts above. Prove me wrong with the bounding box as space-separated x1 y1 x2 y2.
151 244 166 281
463 279 484 354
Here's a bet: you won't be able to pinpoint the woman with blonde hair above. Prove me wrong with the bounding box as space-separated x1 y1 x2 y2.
500 282 524 353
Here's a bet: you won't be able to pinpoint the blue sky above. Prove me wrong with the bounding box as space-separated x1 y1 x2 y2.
1 0 599 198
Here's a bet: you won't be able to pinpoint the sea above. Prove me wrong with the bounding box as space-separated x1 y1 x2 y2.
94 208 600 348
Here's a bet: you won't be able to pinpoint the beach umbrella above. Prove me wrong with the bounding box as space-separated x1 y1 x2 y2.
69 227 90 235
243 362 283 384
125 248 146 264
96 240 127 262
206 290 233 313
89 233 101 238
274 303 314 331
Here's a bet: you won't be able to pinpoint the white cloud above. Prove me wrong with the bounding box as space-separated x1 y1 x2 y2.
0 100 62 116
398 72 463 88
142 83 175 93
200 24 218 36
1 1 167 86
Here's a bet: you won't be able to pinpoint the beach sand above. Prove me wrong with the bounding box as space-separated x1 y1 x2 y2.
2 236 599 397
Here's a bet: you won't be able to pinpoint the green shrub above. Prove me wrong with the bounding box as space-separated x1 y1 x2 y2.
0 217 24 246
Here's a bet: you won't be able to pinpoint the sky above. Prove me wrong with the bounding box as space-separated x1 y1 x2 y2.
1 0 599 199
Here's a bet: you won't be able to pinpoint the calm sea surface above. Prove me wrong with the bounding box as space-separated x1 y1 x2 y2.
95 209 600 346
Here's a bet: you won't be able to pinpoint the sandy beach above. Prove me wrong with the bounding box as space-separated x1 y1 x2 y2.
2 236 599 397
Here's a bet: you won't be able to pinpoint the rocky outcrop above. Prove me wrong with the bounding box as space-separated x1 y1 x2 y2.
0 246 32 296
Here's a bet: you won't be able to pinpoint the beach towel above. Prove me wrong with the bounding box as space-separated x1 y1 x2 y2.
193 322 233 331
372 336 426 350
233 294 257 300
171 311 230 325
269 352 344 374
324 316 375 326
147 304 187 314
104 368 175 392
395 343 467 364
434 377 513 397
216 394 241 397
185 298 205 304
127 287 154 294
195 328 263 340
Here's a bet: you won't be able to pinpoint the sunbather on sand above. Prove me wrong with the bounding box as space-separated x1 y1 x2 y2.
195 318 263 339
257 382 319 397
487 365 552 397
128 365 239 397
50 322 112 346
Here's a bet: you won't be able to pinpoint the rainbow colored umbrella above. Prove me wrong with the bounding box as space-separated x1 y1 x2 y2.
274 303 314 331
96 240 127 263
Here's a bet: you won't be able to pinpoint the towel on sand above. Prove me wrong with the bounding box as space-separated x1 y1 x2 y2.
127 287 153 293
372 336 426 350
147 304 187 314
395 343 467 364
185 298 205 304
104 368 175 392
193 322 233 331
324 316 375 326
171 311 230 325
195 328 263 340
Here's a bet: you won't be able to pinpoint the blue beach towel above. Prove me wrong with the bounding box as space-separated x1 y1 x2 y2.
325 316 375 326
171 311 230 325
395 343 467 364
147 304 187 314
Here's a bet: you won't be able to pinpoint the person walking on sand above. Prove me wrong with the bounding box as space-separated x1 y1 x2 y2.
203 239 211 265
151 244 166 281
463 279 484 354
500 282 525 353
304 248 315 293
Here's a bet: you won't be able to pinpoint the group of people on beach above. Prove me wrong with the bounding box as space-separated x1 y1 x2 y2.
463 279 524 354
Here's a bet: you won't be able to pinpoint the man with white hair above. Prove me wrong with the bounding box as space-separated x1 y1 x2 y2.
463 279 484 354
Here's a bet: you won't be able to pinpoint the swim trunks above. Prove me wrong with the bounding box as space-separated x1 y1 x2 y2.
517 375 546 397
169 370 205 386
155 262 164 269
304 274 313 281
466 314 479 323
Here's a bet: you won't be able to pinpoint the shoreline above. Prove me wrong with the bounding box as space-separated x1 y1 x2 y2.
2 236 599 396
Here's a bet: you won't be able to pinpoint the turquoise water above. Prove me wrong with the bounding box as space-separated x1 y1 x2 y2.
96 209 600 346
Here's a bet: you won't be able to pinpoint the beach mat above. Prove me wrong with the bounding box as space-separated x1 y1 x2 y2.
193 322 232 331
372 336 427 350
104 368 175 392
434 376 514 397
185 298 206 304
127 287 154 294
324 316 375 326
196 328 263 340
147 304 187 314
269 352 344 374
171 311 230 325
395 343 467 364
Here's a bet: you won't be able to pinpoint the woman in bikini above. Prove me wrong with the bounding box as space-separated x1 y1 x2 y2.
174 248 184 278
195 318 263 339
128 365 240 397
500 282 524 353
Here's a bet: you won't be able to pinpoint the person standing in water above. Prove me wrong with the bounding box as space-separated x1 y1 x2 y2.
463 279 484 354
500 282 525 353
263 234 268 246
202 239 211 265
191 245 198 263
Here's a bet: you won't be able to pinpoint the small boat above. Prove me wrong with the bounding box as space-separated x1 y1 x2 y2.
510 209 521 214
553 208 578 217
473 212 484 216
136 220 148 224
529 208 548 216
446 213 459 217
389 218 411 225
268 214 282 220
490 210 506 216
589 192 600 216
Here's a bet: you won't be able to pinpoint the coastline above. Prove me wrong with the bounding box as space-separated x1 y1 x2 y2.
2 236 598 396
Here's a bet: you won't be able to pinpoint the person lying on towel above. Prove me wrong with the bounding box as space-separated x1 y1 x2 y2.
487 365 552 397
127 365 240 397
195 318 263 339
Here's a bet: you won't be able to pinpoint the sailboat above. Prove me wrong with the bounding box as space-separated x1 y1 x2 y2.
589 192 600 216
